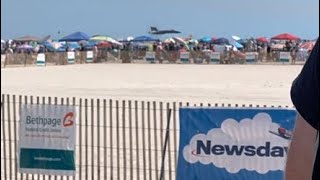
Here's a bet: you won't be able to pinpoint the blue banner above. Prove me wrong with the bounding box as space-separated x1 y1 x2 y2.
177 108 297 180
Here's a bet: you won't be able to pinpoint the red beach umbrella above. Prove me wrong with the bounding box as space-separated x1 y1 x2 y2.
271 33 300 41
256 37 269 43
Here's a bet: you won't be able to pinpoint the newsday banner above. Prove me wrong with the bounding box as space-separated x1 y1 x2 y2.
19 104 76 176
177 108 297 180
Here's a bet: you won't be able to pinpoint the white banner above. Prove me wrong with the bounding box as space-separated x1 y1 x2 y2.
67 52 75 64
19 104 76 176
279 52 290 63
210 52 220 59
86 51 93 63
36 53 46 66
145 51 155 61
180 52 190 62
246 53 255 60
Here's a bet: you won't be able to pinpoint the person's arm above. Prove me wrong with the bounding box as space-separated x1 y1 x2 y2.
285 113 317 180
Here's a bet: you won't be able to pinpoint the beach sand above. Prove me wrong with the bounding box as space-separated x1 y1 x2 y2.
1 64 302 106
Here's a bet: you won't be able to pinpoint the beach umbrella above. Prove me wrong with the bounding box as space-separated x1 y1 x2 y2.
188 39 199 44
232 35 241 41
173 37 186 44
232 41 244 49
212 38 229 45
199 36 212 43
163 38 175 43
300 41 316 51
90 35 122 45
97 41 112 48
59 32 90 42
132 36 159 42
237 39 247 46
14 35 42 42
271 33 300 41
256 37 269 43
173 37 190 50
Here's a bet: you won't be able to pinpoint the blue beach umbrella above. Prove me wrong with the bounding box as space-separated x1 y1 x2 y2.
213 38 230 45
232 41 244 49
199 36 212 43
59 32 90 42
132 36 159 42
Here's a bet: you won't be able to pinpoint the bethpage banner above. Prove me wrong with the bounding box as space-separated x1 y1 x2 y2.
19 104 76 176
177 108 297 180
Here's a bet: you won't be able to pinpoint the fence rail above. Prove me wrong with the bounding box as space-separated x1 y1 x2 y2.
1 94 289 180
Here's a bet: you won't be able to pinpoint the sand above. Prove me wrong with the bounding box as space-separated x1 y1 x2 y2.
1 64 302 107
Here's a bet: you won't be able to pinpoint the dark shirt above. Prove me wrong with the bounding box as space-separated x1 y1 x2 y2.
291 39 319 180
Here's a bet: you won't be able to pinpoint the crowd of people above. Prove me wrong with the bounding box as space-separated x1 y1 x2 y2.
1 37 314 63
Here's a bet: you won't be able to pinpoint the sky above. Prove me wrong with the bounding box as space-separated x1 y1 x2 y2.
1 0 319 40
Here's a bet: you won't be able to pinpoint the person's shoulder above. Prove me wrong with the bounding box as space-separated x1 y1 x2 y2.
290 38 319 130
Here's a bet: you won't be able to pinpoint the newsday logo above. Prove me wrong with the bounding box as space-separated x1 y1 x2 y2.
26 112 75 128
183 113 291 174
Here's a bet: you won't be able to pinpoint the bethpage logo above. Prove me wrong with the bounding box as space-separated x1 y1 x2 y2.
26 112 75 128
63 112 75 127
183 113 291 174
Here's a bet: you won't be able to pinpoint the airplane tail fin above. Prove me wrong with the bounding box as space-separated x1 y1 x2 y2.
150 26 158 32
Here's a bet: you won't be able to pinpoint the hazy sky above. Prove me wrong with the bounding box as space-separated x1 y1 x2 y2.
1 0 319 40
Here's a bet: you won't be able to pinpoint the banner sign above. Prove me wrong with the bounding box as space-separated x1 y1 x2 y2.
36 53 46 66
67 52 75 64
86 51 93 63
177 108 297 180
180 52 190 63
19 104 76 176
279 52 290 63
145 51 156 62
246 52 256 63
210 52 220 64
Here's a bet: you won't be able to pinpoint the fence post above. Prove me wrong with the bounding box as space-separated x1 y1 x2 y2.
1 94 8 180
109 99 114 179
153 101 159 180
147 101 152 179
7 95 13 179
128 100 133 180
97 99 101 180
79 98 83 180
135 101 140 180
159 108 172 180
122 100 127 180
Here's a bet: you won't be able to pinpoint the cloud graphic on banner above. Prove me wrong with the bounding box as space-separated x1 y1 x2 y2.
183 113 290 174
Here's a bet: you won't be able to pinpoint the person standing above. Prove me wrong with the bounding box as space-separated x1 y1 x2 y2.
286 39 319 180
